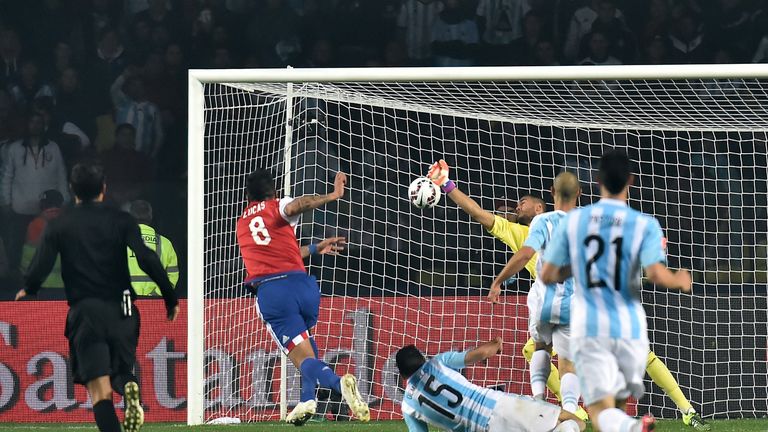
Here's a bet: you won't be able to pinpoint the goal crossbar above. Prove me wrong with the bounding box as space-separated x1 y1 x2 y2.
189 64 768 83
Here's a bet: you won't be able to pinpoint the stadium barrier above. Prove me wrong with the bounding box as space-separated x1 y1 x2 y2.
1 296 632 422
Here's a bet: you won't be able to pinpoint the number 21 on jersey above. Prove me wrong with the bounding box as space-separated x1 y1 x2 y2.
584 234 623 290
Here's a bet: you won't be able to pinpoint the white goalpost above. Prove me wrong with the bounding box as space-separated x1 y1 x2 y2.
187 65 768 425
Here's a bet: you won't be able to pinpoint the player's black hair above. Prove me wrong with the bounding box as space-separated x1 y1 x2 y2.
246 168 276 201
598 149 633 194
396 345 426 378
70 162 105 202
521 194 547 210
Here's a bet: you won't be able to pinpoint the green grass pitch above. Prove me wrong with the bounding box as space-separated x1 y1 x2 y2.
2 419 768 431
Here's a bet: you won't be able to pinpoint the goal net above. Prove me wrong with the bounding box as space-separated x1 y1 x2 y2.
189 67 768 424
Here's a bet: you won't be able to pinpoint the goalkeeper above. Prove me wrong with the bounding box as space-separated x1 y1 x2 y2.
427 159 711 430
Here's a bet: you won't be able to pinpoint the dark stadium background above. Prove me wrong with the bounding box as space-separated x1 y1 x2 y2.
0 0 766 423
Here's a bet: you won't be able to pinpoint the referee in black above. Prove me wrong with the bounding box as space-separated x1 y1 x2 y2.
15 162 179 432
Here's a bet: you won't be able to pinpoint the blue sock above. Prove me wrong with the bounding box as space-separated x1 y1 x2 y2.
300 367 317 402
300 358 341 395
309 337 320 358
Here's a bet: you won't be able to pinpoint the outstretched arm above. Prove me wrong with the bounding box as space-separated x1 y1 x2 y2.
464 337 502 365
428 159 495 230
641 219 692 293
283 172 346 217
445 187 496 230
19 224 60 299
300 237 346 259
488 246 536 303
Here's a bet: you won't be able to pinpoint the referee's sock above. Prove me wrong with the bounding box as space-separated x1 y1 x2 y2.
93 399 122 432
300 358 342 401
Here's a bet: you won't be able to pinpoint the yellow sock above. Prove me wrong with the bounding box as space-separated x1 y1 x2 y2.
646 351 692 414
523 338 562 401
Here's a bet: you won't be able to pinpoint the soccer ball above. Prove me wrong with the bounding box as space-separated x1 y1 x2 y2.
408 177 441 209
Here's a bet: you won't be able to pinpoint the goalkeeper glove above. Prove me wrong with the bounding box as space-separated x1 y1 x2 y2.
427 159 456 193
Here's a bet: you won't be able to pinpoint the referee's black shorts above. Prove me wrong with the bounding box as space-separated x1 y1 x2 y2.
65 298 140 385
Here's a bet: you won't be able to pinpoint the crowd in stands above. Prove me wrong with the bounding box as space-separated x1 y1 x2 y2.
1 0 767 297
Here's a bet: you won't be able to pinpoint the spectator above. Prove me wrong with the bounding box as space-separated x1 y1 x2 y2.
81 0 123 62
210 46 234 68
142 52 173 111
0 29 22 86
641 0 670 42
589 0 636 63
0 89 16 278
101 123 153 208
642 34 670 64
161 43 186 124
668 13 708 63
127 18 154 65
127 200 179 296
56 68 97 140
90 28 129 115
50 42 78 81
110 68 163 158
8 60 55 111
132 0 183 36
0 111 69 270
431 0 479 67
563 0 624 62
20 189 64 289
511 12 545 65
150 24 172 53
164 43 186 77
579 31 622 65
476 0 531 65
709 0 752 61
533 39 559 65
32 96 91 169
397 0 444 65
0 88 22 144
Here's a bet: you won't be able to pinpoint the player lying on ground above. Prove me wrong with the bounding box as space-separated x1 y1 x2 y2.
489 172 582 417
428 158 710 430
396 337 586 432
236 169 369 425
540 149 693 432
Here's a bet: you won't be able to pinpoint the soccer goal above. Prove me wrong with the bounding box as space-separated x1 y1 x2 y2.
187 65 768 425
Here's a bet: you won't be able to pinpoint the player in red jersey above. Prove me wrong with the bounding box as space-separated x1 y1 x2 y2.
236 168 370 425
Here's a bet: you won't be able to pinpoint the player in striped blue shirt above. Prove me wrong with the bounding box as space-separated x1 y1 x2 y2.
541 150 692 432
396 338 586 432
490 172 582 416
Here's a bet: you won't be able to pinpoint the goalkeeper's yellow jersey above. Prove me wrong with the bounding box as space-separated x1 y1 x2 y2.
486 215 538 278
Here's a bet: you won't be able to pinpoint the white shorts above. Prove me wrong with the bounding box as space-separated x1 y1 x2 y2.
572 337 649 406
527 287 572 360
488 393 561 432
